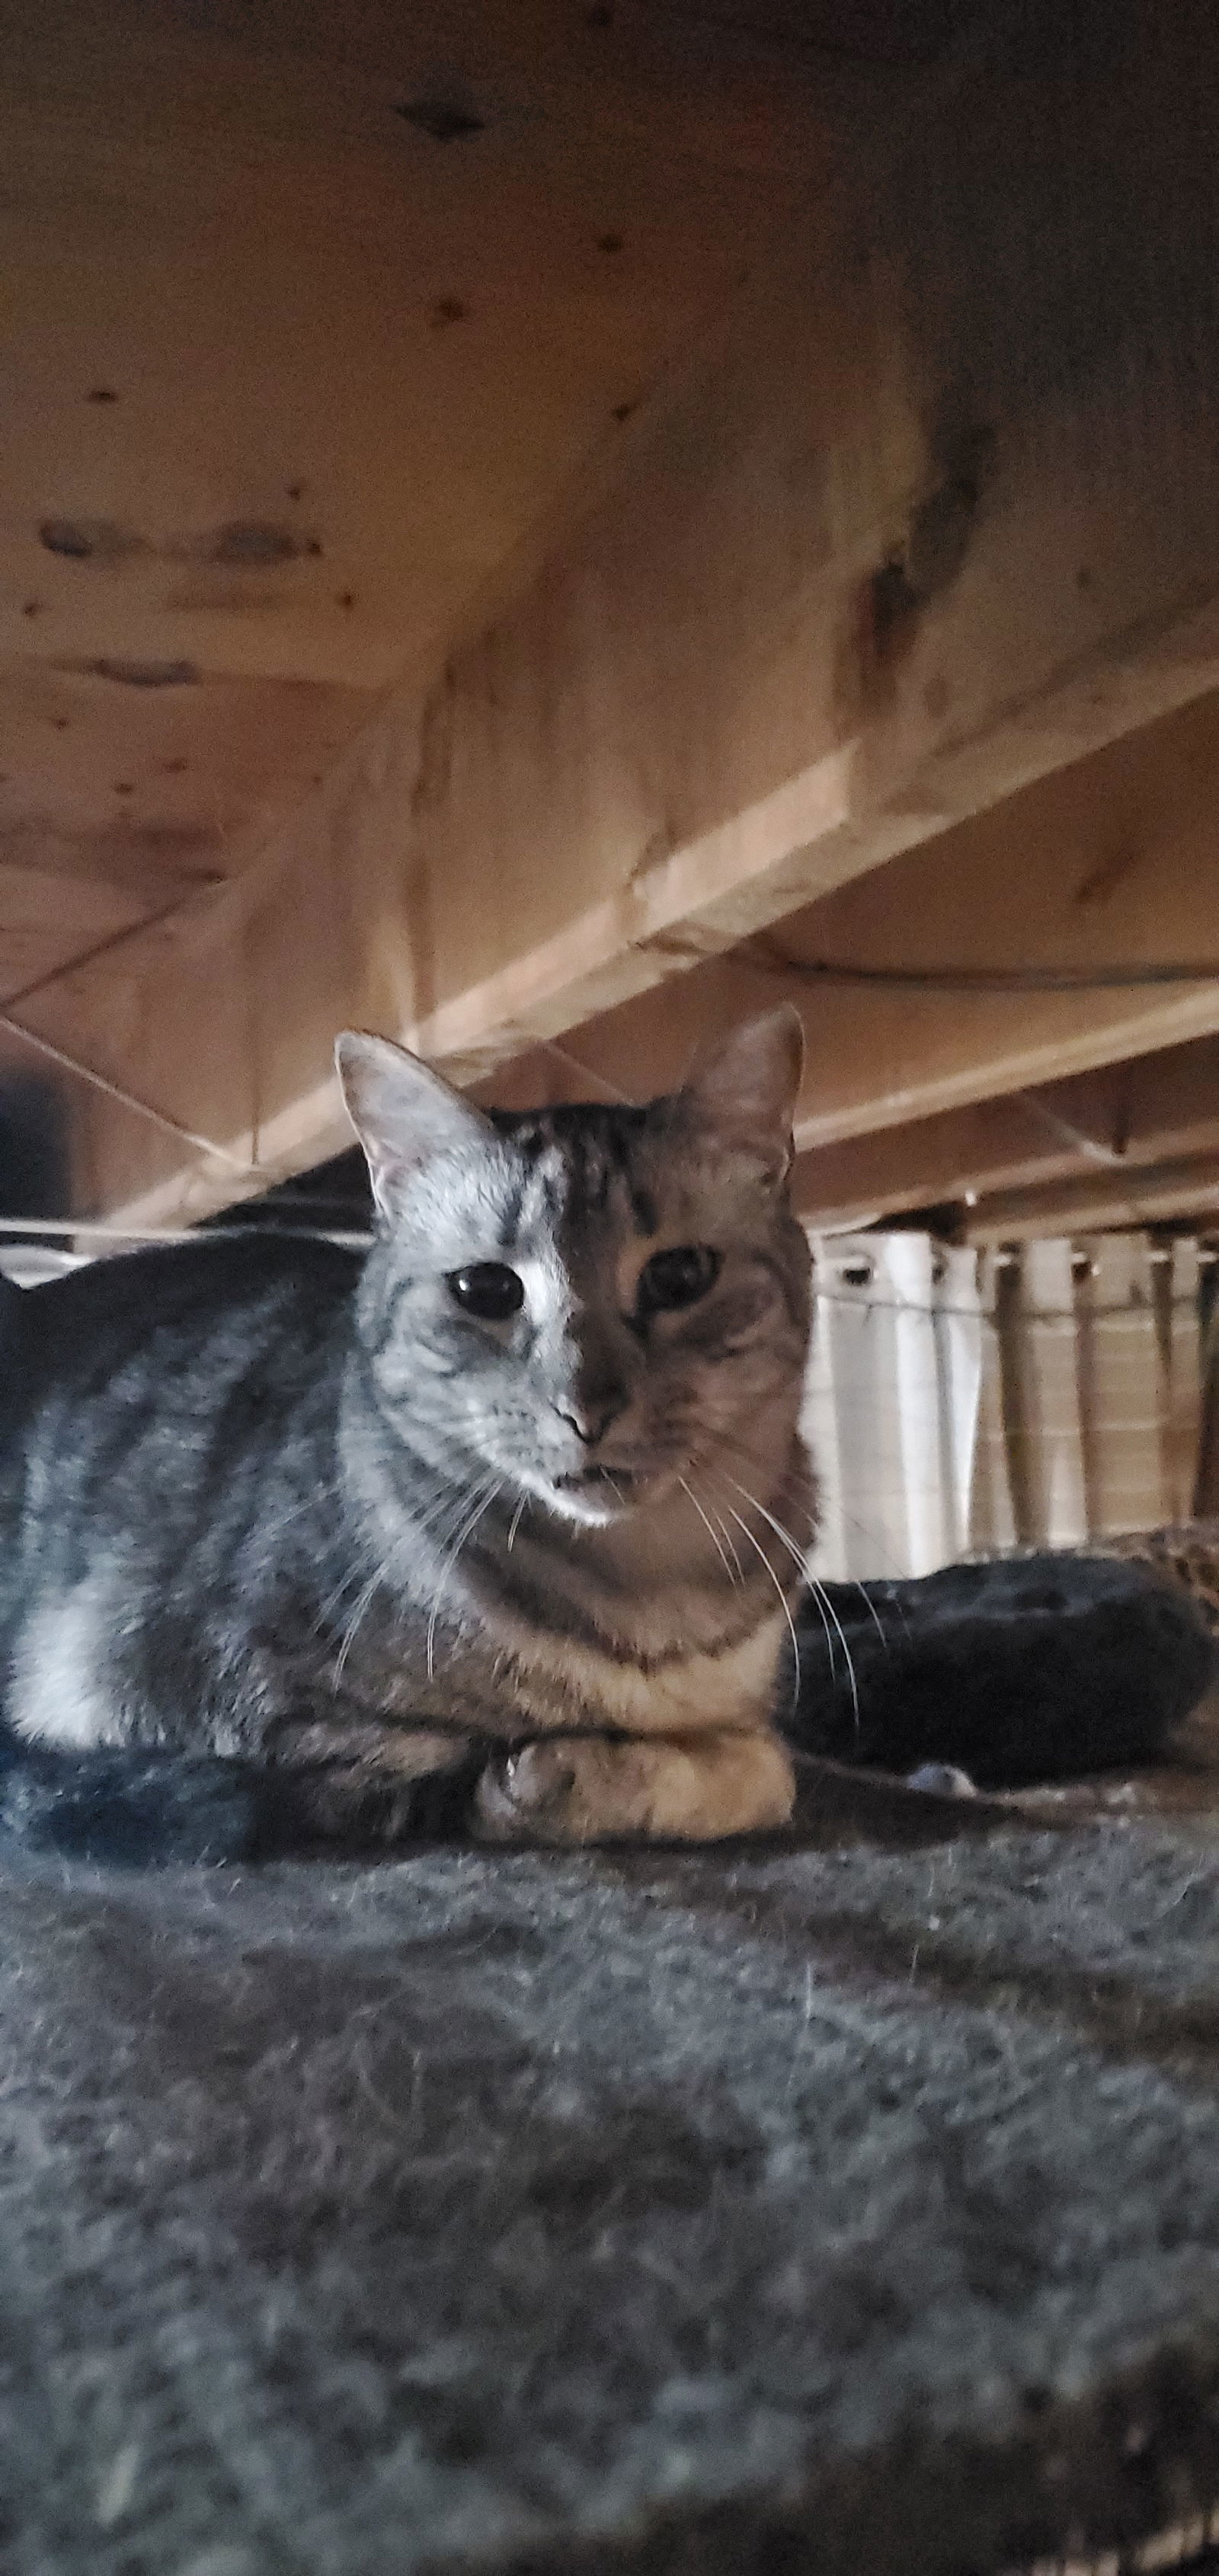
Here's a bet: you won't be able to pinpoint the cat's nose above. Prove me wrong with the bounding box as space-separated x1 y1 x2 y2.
558 1394 625 1446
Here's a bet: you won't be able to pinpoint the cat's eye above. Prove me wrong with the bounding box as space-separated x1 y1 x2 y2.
446 1262 525 1321
637 1244 720 1315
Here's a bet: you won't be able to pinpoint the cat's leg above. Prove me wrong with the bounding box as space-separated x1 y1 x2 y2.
260 1717 478 1846
472 1725 795 1845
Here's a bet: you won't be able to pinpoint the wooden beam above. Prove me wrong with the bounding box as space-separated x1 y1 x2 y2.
965 1159 1219 1243
766 689 1219 1150
2 0 842 946
30 0 1219 1221
792 1098 1091 1230
789 1032 1219 1230
464 688 1219 1163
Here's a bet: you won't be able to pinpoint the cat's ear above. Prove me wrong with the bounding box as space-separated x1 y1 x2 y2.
336 1032 495 1216
673 1007 805 1181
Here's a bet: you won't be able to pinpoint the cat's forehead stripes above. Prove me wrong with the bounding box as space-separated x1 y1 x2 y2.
491 1103 663 1247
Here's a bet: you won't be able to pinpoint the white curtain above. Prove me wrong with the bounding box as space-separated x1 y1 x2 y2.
804 1230 1210 1580
803 1232 983 1581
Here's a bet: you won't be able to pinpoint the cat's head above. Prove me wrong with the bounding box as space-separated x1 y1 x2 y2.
338 1013 811 1526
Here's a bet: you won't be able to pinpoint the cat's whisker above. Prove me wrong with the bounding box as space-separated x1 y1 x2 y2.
678 1477 740 1588
258 1489 328 1547
712 1435 819 1541
415 1484 488 1552
425 1478 504 1682
850 1579 891 1651
701 1491 745 1587
317 1479 458 1621
809 1576 859 1733
709 1468 811 1576
792 1563 839 1690
334 1566 386 1685
325 1477 486 1666
712 1465 860 1730
506 1493 530 1553
713 1497 802 1717
315 1560 373 1637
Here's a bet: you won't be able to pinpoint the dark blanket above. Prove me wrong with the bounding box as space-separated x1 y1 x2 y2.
795 1550 1215 1784
2 1553 1219 2574
8 1808 1219 2574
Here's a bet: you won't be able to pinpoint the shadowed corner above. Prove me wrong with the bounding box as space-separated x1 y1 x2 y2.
0 1074 69 1277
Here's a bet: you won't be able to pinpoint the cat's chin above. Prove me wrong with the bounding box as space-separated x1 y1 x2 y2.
536 1465 667 1528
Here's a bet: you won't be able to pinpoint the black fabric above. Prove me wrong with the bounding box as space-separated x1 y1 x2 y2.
793 1552 1214 1784
5 1821 1219 2572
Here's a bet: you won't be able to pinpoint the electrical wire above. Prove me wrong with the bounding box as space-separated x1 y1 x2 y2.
759 955 1219 994
0 1009 255 1172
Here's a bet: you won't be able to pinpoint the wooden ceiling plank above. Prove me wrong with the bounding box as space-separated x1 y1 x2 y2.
789 1032 1219 1229
963 1158 1219 1243
463 689 1219 1167
2 0 837 997
34 0 1219 1221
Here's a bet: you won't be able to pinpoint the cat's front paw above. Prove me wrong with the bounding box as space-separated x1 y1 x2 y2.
471 1730 795 1846
472 1742 585 1842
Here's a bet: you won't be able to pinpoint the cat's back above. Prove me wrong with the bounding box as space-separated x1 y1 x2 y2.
0 1235 366 1741
2 1234 363 1506
0 1230 361 1607
14 1230 360 1396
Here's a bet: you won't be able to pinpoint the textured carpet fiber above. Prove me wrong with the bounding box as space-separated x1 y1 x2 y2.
7 1799 1219 2572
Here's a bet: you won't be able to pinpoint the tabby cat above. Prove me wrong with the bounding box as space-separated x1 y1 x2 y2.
0 1011 813 1848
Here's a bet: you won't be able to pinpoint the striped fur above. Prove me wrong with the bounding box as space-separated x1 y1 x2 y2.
0 1013 813 1845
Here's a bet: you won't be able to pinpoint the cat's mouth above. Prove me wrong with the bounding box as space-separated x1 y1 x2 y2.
548 1461 664 1520
553 1465 643 1498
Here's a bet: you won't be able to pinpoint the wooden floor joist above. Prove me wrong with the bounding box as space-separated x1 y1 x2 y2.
23 0 1219 1226
962 1158 1219 1244
466 686 1219 1163
791 1032 1219 1233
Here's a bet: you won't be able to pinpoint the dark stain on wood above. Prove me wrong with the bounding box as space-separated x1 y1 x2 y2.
40 517 145 563
206 521 299 567
395 98 485 144
89 659 200 689
847 424 995 721
1073 839 1146 907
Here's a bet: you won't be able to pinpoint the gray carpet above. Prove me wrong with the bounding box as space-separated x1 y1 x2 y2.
6 1780 1219 2573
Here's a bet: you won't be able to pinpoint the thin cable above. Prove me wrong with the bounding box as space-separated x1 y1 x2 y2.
758 954 1219 994
1013 1088 1124 1166
0 855 264 1169
540 1038 637 1105
0 1009 254 1172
